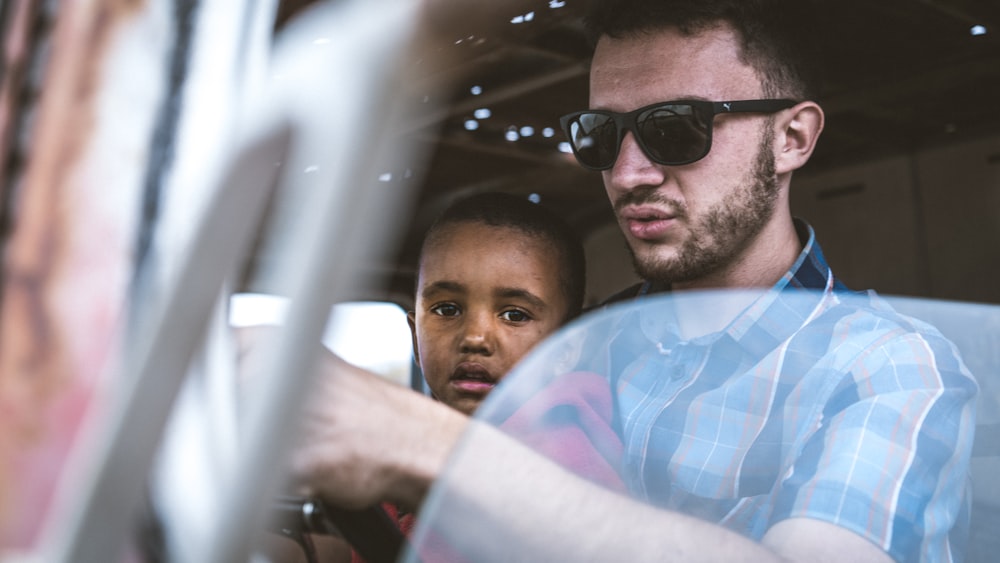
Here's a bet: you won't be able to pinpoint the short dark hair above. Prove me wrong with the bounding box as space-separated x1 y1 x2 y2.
584 0 822 100
420 192 586 321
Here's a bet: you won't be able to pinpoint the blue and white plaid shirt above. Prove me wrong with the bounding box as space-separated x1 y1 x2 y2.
610 221 978 562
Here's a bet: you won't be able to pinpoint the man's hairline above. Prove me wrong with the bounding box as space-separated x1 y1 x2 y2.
594 20 798 100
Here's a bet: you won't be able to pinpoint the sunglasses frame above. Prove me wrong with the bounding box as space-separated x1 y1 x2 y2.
559 99 799 171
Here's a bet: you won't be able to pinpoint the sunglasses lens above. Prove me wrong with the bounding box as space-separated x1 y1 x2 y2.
565 104 713 169
637 104 710 165
566 114 620 169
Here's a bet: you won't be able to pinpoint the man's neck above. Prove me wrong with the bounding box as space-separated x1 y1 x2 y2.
665 215 803 336
672 215 802 293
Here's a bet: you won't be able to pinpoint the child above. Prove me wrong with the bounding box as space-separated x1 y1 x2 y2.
396 194 633 563
408 191 586 415
258 192 585 562
412 200 624 515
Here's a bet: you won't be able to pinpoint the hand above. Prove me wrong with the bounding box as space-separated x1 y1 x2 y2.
286 345 467 510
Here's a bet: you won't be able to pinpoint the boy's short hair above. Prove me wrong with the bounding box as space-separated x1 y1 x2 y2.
420 192 587 321
583 0 823 100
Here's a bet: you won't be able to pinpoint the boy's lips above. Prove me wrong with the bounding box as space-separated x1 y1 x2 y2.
450 362 497 394
619 205 679 240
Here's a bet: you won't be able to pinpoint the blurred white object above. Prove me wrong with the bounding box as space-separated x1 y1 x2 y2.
230 293 414 387
38 0 426 561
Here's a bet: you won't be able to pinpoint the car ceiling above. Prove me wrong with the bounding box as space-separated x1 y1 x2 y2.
260 0 1000 301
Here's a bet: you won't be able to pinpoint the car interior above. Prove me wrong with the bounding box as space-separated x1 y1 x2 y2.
245 3 1000 560
2 0 999 561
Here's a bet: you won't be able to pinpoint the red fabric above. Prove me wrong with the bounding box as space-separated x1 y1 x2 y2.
496 371 626 492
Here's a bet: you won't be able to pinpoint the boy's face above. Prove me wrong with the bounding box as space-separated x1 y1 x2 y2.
409 222 570 415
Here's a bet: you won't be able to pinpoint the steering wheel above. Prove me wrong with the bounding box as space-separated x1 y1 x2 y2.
268 495 411 563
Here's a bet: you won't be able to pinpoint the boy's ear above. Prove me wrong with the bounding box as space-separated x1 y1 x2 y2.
774 100 824 175
407 311 420 364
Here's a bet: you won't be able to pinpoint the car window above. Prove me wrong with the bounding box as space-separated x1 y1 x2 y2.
229 293 414 388
324 301 415 389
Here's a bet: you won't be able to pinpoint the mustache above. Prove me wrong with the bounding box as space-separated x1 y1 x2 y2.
613 188 687 219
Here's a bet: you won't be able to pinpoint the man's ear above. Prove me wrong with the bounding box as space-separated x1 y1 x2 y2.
407 310 420 365
774 100 824 175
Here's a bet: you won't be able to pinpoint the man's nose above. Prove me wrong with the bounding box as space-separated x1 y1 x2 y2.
459 312 494 355
606 131 666 191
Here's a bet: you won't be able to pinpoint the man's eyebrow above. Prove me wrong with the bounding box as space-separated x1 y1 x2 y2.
496 287 548 311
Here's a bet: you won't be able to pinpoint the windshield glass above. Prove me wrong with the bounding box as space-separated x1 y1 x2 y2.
406 289 999 562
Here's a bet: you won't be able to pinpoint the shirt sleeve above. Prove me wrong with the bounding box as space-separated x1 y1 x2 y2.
772 327 978 563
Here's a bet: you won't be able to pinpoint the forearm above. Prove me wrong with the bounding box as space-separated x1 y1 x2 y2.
374 380 468 509
416 421 786 563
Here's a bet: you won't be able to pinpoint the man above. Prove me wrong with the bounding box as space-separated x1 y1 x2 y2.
290 2 977 561
571 1 818 296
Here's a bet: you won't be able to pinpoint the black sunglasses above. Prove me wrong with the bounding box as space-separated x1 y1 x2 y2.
559 99 798 170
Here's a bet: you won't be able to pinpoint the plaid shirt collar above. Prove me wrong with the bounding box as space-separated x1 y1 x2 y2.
632 219 853 357
635 219 842 296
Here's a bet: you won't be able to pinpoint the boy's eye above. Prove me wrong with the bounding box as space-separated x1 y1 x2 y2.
430 303 461 317
499 309 531 322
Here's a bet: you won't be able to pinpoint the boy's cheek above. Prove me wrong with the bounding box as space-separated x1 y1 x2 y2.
415 348 448 388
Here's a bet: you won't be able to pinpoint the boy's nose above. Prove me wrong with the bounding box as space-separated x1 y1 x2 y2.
459 313 494 355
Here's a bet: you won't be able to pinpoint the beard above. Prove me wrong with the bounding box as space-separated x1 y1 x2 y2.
622 125 780 285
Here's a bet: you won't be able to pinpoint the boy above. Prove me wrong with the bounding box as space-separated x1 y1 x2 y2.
263 191 586 562
336 192 586 562
409 191 585 415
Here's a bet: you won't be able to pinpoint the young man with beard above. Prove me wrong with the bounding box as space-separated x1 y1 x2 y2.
287 2 977 562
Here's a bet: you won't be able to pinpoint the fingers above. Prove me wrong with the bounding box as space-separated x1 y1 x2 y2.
255 339 470 510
